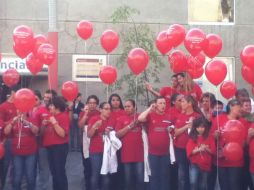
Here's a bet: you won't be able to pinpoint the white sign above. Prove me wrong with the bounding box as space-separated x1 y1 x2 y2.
0 54 48 76
72 54 106 82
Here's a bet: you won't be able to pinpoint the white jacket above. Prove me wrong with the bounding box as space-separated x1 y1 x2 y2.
142 127 151 182
100 131 122 175
82 125 90 159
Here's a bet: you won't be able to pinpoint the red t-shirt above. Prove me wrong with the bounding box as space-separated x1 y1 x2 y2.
79 109 100 125
111 109 126 123
88 115 115 154
0 101 17 123
115 114 144 163
33 105 51 127
186 136 216 171
0 119 5 143
42 112 70 147
160 87 176 110
11 118 38 155
146 111 173 156
174 112 200 148
210 114 247 167
249 123 254 173
178 83 203 102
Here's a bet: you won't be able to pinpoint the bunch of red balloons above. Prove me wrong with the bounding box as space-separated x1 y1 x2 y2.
12 25 56 75
241 45 254 92
155 24 225 83
221 120 245 161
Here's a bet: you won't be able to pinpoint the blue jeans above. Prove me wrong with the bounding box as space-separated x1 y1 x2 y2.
35 147 51 190
47 143 68 190
218 166 242 190
13 153 37 190
252 173 254 186
123 162 144 190
149 154 170 190
189 164 209 190
90 153 110 190
207 164 217 190
70 118 81 151
175 148 190 190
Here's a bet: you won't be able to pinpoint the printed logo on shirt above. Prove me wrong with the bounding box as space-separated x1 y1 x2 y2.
162 120 171 124
154 127 167 132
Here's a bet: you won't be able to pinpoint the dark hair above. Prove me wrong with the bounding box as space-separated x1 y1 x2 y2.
86 95 99 105
170 93 180 107
242 98 251 104
108 93 124 110
183 95 204 116
201 92 216 108
189 117 211 142
45 89 57 98
155 96 166 103
48 96 67 112
126 99 136 108
34 90 42 100
172 74 177 78
99 102 111 109
176 72 185 78
216 100 224 106
235 88 249 98
226 99 241 114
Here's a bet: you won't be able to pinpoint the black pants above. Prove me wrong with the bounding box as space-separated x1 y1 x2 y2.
47 143 69 190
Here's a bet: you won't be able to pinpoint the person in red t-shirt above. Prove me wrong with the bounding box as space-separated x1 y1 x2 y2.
211 99 247 190
176 72 203 102
108 93 126 190
78 95 100 190
138 96 174 190
41 96 70 190
4 110 39 190
200 92 217 122
186 117 215 190
145 74 179 111
87 102 115 190
115 99 144 190
174 95 202 190
248 123 254 185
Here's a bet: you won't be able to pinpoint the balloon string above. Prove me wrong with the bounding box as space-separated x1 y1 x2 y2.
84 41 88 99
107 54 109 66
106 85 109 102
215 85 220 182
134 76 138 122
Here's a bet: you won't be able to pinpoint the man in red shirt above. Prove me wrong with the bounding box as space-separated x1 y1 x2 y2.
138 96 173 190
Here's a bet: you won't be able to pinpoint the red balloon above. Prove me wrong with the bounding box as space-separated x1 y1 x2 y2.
221 120 245 144
99 65 117 85
167 24 186 48
223 142 243 162
168 50 187 73
13 43 31 58
241 66 254 85
26 53 44 75
220 81 237 99
187 67 204 79
187 53 206 69
2 69 20 87
0 143 5 159
61 81 79 102
33 34 48 55
13 25 34 47
37 43 56 65
240 45 254 69
184 28 206 56
100 30 119 53
76 20 93 40
203 34 223 58
205 60 227 86
14 88 36 113
156 30 172 55
127 48 149 75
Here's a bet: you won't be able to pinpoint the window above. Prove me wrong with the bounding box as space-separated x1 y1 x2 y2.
188 0 234 24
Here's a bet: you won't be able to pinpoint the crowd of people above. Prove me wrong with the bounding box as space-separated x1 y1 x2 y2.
0 71 254 190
